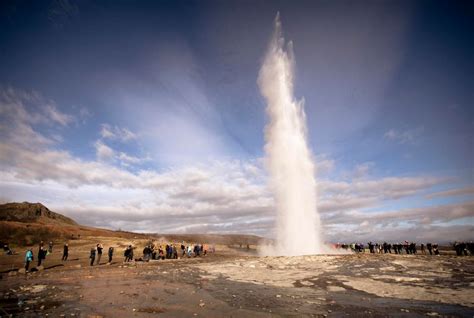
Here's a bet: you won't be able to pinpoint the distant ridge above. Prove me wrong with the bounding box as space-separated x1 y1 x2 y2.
0 202 77 225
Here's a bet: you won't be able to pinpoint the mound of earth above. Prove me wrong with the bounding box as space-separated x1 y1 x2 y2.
0 202 77 225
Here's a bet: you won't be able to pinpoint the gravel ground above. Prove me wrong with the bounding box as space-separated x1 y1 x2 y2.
1 243 473 317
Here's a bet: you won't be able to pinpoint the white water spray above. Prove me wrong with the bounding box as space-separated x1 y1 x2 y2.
258 14 325 256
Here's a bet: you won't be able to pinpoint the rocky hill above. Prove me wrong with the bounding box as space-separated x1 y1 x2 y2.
0 202 77 225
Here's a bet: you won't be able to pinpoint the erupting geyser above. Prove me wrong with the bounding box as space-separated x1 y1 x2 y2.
258 14 325 256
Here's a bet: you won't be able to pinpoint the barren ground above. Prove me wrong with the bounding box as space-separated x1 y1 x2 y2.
0 237 473 317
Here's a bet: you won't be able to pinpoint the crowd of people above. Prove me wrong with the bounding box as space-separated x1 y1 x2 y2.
0 240 216 273
335 241 474 256
126 243 212 263
88 242 213 266
1 238 473 273
453 241 474 256
20 241 52 271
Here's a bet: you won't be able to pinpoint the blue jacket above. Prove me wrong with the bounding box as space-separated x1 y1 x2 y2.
25 250 33 262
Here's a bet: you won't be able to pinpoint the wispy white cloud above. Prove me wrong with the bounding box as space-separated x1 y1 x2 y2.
352 162 374 179
44 103 73 126
0 87 72 148
315 155 335 176
78 107 92 124
95 124 149 166
94 140 115 161
425 187 474 199
384 127 424 144
100 123 137 142
117 152 151 166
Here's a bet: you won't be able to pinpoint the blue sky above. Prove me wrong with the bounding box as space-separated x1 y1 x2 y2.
0 0 472 242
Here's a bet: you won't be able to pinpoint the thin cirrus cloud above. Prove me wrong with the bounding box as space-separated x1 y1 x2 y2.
425 187 474 199
100 124 137 142
384 127 424 145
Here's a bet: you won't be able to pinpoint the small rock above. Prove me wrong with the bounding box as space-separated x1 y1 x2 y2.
426 313 439 317
132 308 136 312
18 268 26 274
8 271 17 277
276 295 282 298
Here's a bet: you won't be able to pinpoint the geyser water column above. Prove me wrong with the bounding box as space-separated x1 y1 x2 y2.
258 14 324 256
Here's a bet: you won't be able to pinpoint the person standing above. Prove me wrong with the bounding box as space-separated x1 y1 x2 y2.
124 245 133 262
108 247 114 263
25 249 33 272
96 243 103 265
62 243 69 261
90 247 96 266
433 243 440 255
187 245 192 257
124 246 130 262
158 246 164 260
427 243 433 255
37 244 46 267
3 244 13 255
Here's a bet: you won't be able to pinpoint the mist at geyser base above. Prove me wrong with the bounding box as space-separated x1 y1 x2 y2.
258 14 330 256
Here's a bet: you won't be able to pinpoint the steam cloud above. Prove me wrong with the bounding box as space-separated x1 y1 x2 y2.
258 14 325 255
